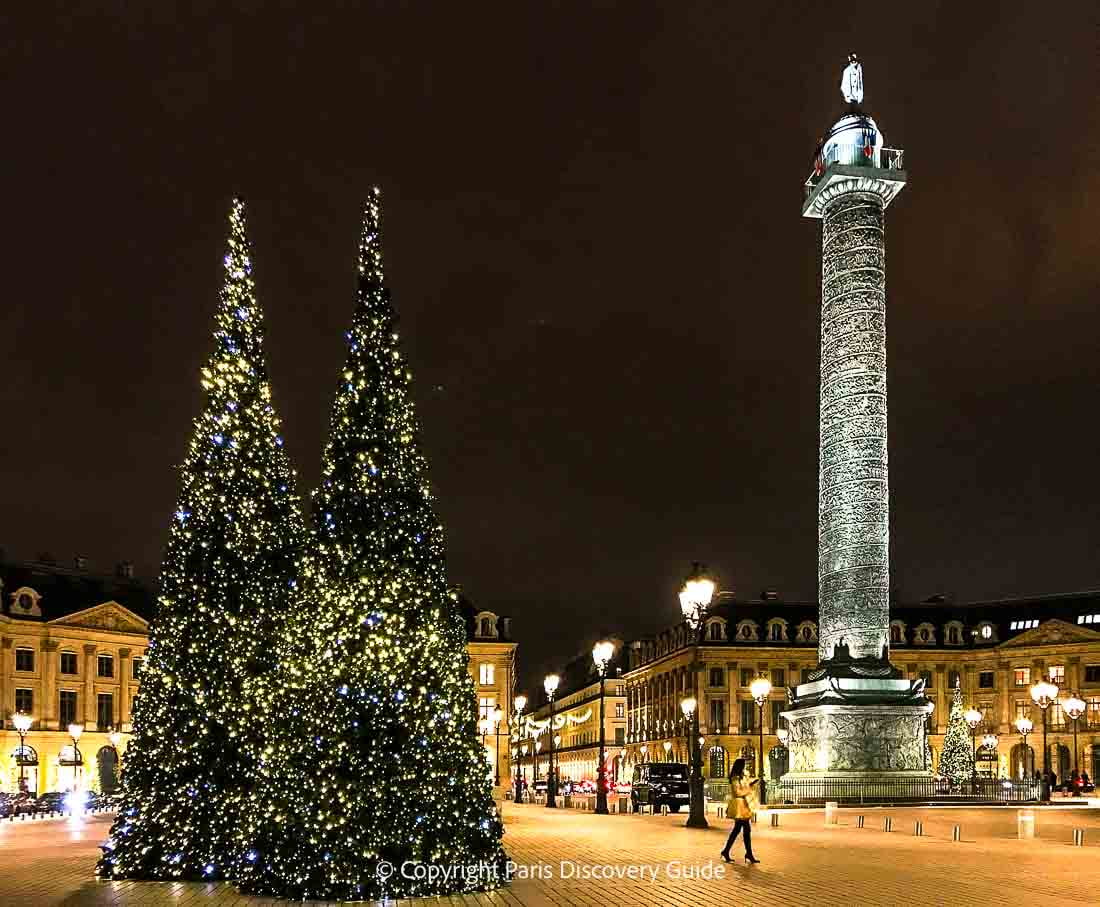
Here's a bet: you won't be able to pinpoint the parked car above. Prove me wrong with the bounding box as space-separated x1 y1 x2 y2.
630 762 691 813
9 792 38 815
34 792 68 813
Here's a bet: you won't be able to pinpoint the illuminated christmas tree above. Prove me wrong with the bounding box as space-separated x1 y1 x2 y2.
98 199 305 882
939 681 974 784
238 188 506 901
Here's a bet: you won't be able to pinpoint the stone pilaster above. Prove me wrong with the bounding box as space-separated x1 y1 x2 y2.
41 640 58 730
119 647 131 727
83 644 97 728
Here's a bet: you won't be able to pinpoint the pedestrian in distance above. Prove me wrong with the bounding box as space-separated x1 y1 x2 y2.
720 758 760 864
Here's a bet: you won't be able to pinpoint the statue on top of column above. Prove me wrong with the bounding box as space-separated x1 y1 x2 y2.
841 53 864 105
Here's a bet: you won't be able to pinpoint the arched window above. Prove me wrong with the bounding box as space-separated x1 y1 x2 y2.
739 745 756 778
945 621 964 645
707 620 726 641
708 746 727 779
891 625 901 643
796 621 817 643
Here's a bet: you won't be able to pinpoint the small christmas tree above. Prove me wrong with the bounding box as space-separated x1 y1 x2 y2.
938 681 974 784
98 200 305 882
238 189 505 901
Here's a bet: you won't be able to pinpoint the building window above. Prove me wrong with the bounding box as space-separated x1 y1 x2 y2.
1050 703 1066 729
919 670 934 689
97 693 114 729
1087 698 1100 727
771 668 786 687
709 667 724 687
98 654 114 678
770 700 783 730
132 657 144 678
15 688 33 714
710 699 725 731
948 670 961 689
478 663 494 686
1049 665 1065 684
15 648 35 672
615 727 625 745
60 652 78 675
708 622 724 641
891 625 902 643
769 623 783 641
978 671 994 689
740 668 753 687
615 702 624 718
1015 701 1031 720
979 624 993 640
740 700 756 731
1014 667 1031 686
59 691 78 727
1010 619 1039 631
1077 614 1100 625
946 624 962 645
477 697 496 723
1085 665 1100 684
799 623 815 642
479 617 493 637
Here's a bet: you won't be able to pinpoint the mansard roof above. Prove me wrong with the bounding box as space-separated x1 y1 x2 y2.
1 557 156 623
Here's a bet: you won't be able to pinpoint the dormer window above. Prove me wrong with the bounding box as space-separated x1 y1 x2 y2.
736 620 759 642
890 620 907 645
474 611 499 639
945 621 965 646
915 623 936 644
976 622 996 642
796 621 817 643
766 619 788 642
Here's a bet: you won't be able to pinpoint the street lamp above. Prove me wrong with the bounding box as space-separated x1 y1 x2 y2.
964 707 983 782
663 741 672 761
1014 716 1033 780
678 562 715 830
68 723 84 793
544 673 560 808
491 707 504 787
592 640 615 815
1030 677 1059 801
640 744 648 764
1063 693 1086 793
923 699 935 772
750 675 772 801
513 695 527 803
12 712 32 794
981 733 998 778
534 740 541 781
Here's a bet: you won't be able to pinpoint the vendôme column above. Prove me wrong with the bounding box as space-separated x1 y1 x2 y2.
780 56 929 786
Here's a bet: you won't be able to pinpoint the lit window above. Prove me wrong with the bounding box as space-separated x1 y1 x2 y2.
980 624 993 639
478 663 494 686
1049 665 1065 684
15 648 34 672
97 654 114 678
60 652 78 675
477 697 496 722
1014 668 1031 686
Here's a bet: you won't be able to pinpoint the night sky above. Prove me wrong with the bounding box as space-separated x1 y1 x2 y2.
3 3 1097 693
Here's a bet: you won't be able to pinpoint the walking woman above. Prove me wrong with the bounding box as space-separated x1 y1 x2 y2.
721 757 760 864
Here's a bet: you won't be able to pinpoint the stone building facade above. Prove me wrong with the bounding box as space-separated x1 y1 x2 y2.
461 598 518 790
1 557 151 795
622 590 1100 786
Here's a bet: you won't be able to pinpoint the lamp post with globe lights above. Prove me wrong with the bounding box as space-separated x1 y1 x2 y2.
1063 693 1086 792
12 712 33 794
1014 716 1033 780
490 707 504 787
981 734 998 779
1031 677 1059 801
108 729 123 794
663 741 672 761
544 673 560 807
678 562 715 829
750 675 772 801
964 707 983 782
513 695 527 802
67 723 84 796
592 640 615 814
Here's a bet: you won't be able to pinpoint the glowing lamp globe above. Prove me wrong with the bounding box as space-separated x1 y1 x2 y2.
964 708 983 730
491 707 503 726
68 723 84 741
108 731 122 749
663 741 672 754
777 728 789 745
750 676 772 704
679 563 716 628
1030 678 1058 709
513 694 527 714
543 674 560 698
680 696 697 718
1014 716 1033 735
592 641 615 674
1063 695 1086 721
12 713 32 734
981 733 998 750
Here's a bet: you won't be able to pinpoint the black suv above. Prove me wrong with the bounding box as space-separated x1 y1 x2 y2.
631 762 690 813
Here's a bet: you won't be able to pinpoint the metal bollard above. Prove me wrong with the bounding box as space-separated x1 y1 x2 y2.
913 821 923 837
952 825 961 842
857 815 865 828
770 812 780 827
751 812 757 824
825 801 839 826
1017 809 1035 840
661 805 669 816
717 806 725 819
883 817 893 832
1074 829 1085 846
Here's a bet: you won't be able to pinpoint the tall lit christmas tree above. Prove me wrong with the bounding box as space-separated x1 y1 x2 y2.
238 188 505 901
939 681 974 784
98 199 305 881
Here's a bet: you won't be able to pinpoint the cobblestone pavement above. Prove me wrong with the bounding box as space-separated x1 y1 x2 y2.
1 802 1098 906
